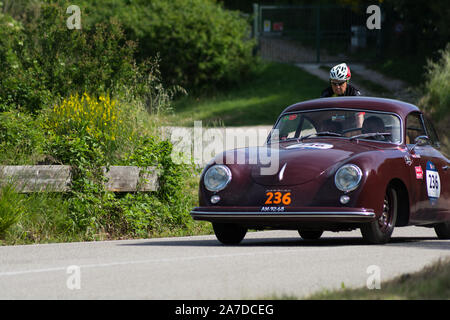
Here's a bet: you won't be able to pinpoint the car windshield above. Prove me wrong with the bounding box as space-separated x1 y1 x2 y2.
270 109 402 144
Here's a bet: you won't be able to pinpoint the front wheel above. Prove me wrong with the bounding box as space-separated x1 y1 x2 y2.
298 230 323 240
434 222 450 239
212 223 247 245
361 187 398 244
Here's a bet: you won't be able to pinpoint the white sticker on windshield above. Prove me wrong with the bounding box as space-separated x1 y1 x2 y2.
285 143 333 150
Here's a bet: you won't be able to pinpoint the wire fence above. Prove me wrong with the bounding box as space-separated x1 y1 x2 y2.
253 4 382 63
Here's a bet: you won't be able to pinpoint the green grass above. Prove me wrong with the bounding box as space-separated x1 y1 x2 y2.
265 258 450 300
169 62 328 127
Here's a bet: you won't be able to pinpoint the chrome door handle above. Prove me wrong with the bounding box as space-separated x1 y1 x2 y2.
444 165 449 171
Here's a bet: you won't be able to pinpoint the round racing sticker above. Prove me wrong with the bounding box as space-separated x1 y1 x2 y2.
426 161 441 202
285 143 333 150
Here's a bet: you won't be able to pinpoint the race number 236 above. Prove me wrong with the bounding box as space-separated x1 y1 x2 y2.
265 192 291 205
427 171 440 198
428 173 439 189
426 161 441 199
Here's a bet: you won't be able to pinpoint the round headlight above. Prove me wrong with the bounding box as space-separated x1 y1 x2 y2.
335 164 363 192
204 165 232 192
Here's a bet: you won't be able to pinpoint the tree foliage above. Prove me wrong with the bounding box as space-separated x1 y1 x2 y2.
0 2 142 113
76 0 256 90
222 0 448 58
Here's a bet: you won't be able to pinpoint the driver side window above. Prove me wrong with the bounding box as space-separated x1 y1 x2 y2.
406 113 426 145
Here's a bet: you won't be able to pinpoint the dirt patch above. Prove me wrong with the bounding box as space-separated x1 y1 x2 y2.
260 37 349 63
296 63 420 103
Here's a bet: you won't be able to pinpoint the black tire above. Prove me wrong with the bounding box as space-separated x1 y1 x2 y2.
434 222 450 239
361 186 398 244
298 230 323 240
212 223 247 245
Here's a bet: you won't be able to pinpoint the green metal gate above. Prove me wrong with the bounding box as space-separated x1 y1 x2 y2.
253 4 381 63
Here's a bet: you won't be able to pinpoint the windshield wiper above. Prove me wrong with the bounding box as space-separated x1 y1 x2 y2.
349 132 392 141
299 131 343 141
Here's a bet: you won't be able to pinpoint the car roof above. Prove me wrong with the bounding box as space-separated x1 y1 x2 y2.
283 97 420 118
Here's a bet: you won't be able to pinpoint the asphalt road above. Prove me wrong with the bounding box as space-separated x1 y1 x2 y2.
0 226 449 299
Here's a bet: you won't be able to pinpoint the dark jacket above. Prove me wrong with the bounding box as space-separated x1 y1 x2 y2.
320 84 362 98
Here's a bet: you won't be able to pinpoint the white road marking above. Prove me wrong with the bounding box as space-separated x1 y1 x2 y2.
0 246 331 277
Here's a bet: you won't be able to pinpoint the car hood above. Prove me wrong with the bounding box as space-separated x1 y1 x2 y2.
216 139 386 186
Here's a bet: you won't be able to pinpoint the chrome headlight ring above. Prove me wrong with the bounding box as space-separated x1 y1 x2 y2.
203 165 232 192
334 164 363 193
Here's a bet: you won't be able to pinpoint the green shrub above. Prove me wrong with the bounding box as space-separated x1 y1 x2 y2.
420 43 450 120
0 1 206 243
0 9 51 113
418 43 450 156
0 184 24 238
78 0 256 90
2 192 74 244
0 111 46 164
42 106 196 237
0 3 144 113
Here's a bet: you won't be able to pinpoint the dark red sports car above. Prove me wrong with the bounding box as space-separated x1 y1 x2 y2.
191 97 450 244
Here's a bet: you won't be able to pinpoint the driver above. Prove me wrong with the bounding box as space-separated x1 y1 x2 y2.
360 116 390 141
320 63 361 98
362 116 385 134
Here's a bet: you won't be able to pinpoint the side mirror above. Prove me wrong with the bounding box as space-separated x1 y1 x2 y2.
414 135 430 146
409 135 430 152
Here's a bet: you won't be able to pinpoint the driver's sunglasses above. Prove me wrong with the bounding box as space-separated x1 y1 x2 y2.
331 81 347 87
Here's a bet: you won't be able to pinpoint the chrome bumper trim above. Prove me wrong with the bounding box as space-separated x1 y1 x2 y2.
191 211 375 219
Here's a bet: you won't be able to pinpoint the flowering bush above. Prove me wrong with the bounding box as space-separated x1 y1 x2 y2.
0 2 207 243
0 3 139 114
50 93 121 142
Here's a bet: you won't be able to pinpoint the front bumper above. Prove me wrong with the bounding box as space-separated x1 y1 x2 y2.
190 206 376 224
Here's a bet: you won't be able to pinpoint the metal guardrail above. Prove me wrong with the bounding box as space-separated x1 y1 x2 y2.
0 166 159 193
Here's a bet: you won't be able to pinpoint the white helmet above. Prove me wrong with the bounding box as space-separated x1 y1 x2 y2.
330 63 351 81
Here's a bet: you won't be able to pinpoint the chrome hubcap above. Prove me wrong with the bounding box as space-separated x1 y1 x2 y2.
378 196 391 231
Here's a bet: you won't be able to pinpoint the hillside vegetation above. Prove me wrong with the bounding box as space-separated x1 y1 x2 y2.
0 0 448 244
419 44 450 155
1 0 255 243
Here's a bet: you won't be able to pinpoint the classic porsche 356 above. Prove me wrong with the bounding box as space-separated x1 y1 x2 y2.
190 97 450 244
